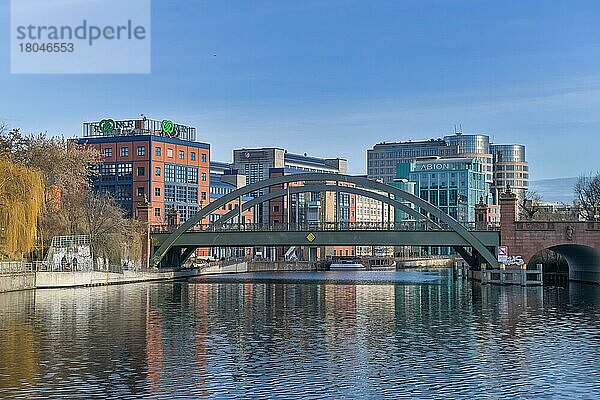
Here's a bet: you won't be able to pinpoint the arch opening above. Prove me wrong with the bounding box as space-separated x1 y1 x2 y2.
528 244 600 285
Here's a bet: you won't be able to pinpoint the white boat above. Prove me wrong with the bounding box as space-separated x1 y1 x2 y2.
329 262 367 271
366 257 397 271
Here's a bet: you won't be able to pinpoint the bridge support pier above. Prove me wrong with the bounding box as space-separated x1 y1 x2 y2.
454 246 496 270
156 246 194 269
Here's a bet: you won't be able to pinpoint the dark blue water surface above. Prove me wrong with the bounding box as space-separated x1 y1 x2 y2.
0 270 599 399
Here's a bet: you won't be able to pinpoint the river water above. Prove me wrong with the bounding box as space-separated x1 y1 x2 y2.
0 270 598 399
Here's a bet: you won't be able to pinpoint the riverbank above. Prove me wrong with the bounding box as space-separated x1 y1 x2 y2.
0 269 199 293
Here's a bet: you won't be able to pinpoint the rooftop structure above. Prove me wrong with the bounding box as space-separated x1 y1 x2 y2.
83 117 197 142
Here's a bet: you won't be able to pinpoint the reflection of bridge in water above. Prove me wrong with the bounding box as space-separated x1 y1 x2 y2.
143 173 600 284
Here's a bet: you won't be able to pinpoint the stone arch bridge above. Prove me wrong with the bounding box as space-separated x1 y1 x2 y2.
499 189 600 284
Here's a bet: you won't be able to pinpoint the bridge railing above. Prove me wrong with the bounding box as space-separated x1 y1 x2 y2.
150 221 486 234
516 221 600 231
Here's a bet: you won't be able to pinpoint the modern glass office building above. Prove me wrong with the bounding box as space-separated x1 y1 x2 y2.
368 133 528 207
490 144 529 203
395 157 488 256
367 139 455 183
443 133 489 155
396 157 488 223
443 133 494 184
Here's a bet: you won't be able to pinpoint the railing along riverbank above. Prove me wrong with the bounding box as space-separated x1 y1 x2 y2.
0 261 140 275
0 261 199 293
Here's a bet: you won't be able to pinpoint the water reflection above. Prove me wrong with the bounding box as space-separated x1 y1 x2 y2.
0 274 598 399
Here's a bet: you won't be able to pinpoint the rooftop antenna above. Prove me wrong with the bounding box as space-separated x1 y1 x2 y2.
459 123 463 134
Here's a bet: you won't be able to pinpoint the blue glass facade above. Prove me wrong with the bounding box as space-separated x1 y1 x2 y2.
396 157 488 223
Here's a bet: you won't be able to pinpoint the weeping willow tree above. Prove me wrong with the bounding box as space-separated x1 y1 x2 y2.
0 160 45 259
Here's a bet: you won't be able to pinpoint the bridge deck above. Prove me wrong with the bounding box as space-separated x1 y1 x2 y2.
151 230 500 248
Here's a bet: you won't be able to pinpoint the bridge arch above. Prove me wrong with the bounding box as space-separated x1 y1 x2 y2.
150 173 498 268
212 184 427 226
528 243 600 284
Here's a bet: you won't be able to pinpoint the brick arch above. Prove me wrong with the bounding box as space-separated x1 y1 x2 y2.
527 243 600 284
508 221 600 265
499 189 600 283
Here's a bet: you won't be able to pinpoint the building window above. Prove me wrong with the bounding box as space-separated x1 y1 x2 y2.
117 163 133 180
176 165 186 182
167 149 173 158
201 172 207 182
164 185 175 202
187 167 198 184
137 186 145 197
137 146 146 156
155 166 161 176
120 147 129 157
201 153 207 163
190 152 196 161
154 207 161 217
154 187 161 197
137 166 145 176
165 164 175 182
273 205 280 212
104 148 112 157
179 150 185 159
155 147 161 156
201 191 207 201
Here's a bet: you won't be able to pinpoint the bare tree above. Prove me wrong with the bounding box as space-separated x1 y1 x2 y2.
80 192 144 264
0 128 99 195
574 172 600 221
519 190 542 220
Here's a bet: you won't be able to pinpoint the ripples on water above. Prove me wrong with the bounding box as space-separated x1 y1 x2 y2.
0 270 598 399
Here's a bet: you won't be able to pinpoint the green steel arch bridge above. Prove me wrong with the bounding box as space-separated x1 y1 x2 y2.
149 173 500 269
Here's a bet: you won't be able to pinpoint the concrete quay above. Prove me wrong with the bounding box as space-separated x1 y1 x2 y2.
0 269 199 293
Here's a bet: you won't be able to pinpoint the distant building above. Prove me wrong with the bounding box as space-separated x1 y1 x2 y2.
396 157 488 223
355 185 392 257
231 148 355 260
204 162 254 259
443 133 494 185
524 200 582 221
76 118 210 224
367 139 455 183
490 144 529 203
367 132 528 208
395 156 487 255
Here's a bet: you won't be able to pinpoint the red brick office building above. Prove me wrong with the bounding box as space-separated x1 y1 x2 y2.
76 118 210 225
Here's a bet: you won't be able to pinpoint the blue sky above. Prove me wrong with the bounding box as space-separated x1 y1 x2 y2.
1 0 599 179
